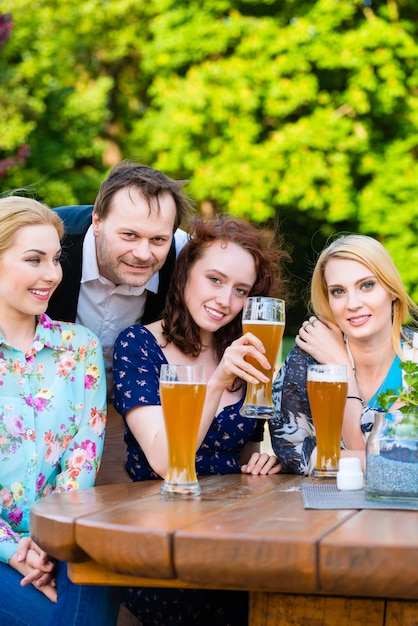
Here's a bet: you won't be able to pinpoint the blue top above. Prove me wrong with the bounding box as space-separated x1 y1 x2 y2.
113 325 264 481
368 355 401 408
0 314 106 563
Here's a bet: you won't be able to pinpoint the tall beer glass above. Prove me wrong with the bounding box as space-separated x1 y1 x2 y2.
160 364 206 496
306 364 348 478
239 297 285 419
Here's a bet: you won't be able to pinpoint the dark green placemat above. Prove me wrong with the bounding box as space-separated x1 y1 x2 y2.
301 483 418 511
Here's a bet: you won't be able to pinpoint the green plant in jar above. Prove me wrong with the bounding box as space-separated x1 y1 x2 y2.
366 361 418 503
377 360 418 438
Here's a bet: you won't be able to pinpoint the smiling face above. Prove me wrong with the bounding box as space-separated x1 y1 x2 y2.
184 240 257 340
0 224 62 320
92 186 176 286
324 257 395 344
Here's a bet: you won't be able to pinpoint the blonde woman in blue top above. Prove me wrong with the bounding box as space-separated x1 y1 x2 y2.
270 234 418 475
0 196 121 625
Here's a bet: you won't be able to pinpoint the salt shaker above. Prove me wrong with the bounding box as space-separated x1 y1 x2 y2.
336 457 364 491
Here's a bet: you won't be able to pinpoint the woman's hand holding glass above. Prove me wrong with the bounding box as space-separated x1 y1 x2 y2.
239 297 285 418
210 337 281 475
211 333 271 391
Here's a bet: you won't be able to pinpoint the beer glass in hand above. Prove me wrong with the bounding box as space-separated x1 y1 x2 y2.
160 364 206 496
307 364 348 478
239 297 285 419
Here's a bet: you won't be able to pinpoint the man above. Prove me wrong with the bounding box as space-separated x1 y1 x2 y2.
47 161 193 392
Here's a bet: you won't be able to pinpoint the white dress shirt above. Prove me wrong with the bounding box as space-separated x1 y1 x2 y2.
76 226 188 393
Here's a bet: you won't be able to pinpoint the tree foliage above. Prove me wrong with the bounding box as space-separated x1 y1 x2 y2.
0 13 30 177
1 0 418 327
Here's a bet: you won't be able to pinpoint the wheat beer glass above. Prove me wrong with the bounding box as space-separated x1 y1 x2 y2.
239 297 285 419
306 364 348 478
160 364 206 496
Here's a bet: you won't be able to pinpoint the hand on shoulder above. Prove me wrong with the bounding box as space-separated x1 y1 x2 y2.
295 316 348 365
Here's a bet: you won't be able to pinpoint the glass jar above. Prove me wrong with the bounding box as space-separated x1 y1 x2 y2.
365 410 418 504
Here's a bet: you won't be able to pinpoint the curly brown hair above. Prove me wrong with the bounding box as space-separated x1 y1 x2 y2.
162 216 291 362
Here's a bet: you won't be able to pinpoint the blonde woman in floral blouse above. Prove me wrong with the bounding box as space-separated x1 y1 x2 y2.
0 196 121 625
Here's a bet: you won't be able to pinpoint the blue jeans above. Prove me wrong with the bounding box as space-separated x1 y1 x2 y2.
0 560 123 626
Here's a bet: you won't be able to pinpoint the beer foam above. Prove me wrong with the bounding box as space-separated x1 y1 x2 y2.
307 369 347 383
161 381 206 387
242 320 285 325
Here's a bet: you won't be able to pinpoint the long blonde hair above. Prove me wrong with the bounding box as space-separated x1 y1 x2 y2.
0 196 64 254
310 234 418 356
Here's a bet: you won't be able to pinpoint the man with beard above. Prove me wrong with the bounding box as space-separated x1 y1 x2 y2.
47 161 193 394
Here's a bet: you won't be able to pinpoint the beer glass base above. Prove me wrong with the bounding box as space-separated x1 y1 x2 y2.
312 468 338 479
160 481 201 496
239 404 276 419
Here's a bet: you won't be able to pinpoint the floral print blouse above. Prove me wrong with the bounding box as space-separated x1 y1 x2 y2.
269 328 418 475
113 325 264 481
0 314 106 563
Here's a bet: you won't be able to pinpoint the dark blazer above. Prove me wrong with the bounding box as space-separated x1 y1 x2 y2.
47 205 177 325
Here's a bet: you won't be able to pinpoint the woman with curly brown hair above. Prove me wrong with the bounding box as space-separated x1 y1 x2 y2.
112 215 290 626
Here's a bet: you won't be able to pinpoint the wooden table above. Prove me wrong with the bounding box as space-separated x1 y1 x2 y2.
30 474 418 626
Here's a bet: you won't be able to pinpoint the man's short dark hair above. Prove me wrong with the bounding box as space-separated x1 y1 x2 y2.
94 160 194 230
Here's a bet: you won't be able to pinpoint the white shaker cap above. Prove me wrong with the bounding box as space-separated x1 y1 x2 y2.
336 457 364 491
